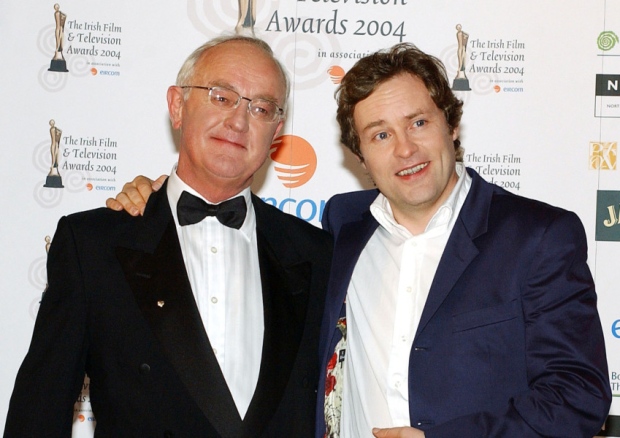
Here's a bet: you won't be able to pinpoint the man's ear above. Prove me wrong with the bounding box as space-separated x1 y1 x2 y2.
167 86 184 130
272 118 285 141
451 124 460 141
358 154 366 169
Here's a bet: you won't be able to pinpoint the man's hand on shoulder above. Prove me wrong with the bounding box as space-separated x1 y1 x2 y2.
105 174 167 216
372 427 425 438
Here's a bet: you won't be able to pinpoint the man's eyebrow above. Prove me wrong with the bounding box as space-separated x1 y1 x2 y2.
209 80 281 104
361 119 386 133
405 110 424 121
360 110 425 133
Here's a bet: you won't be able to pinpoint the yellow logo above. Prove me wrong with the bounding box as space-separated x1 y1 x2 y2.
590 142 617 170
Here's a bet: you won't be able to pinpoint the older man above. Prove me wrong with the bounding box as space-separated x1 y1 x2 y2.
5 36 332 437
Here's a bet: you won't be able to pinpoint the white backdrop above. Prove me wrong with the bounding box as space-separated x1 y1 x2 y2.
1 1 619 436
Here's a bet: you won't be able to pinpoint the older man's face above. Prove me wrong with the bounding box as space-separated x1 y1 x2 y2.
168 40 286 201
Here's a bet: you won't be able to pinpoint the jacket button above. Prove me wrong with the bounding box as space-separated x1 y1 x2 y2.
139 363 151 374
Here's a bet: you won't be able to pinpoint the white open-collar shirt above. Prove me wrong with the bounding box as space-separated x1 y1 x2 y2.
341 163 472 437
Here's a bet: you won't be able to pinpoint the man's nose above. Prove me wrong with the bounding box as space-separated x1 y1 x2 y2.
224 102 251 132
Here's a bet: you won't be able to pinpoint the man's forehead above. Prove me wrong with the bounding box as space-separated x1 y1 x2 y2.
360 74 435 108
197 42 277 75
198 41 272 68
192 43 285 101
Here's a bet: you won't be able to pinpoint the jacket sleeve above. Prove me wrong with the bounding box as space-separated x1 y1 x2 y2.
4 216 89 437
426 210 611 438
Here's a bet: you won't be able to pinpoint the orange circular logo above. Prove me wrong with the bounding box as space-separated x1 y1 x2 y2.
494 85 501 93
86 183 93 191
78 414 85 422
90 68 98 76
328 66 345 84
270 135 317 188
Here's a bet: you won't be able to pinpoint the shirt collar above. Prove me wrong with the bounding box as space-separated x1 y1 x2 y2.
167 164 255 239
370 162 471 239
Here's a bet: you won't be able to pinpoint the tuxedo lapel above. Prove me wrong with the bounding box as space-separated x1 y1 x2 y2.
115 185 244 438
416 169 494 337
242 197 314 435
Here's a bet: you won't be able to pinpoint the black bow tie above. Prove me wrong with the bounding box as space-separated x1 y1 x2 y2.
177 191 247 229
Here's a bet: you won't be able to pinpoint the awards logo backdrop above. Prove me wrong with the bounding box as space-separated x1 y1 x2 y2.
1 1 619 436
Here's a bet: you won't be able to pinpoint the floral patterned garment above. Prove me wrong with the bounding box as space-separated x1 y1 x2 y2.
324 317 347 438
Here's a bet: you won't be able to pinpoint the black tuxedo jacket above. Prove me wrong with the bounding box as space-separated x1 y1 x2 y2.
5 183 332 438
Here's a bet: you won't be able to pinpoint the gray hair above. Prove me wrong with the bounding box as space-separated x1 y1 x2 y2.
176 35 290 110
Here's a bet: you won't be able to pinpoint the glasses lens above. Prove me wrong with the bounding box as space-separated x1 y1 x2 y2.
207 86 281 122
249 100 279 122
208 87 238 109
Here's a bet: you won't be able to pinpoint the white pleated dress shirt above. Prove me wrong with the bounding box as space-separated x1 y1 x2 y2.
340 163 471 437
167 168 264 419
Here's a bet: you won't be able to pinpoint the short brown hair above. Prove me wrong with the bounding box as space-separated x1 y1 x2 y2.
336 43 464 161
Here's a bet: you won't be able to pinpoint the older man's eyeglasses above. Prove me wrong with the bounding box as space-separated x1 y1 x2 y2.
180 85 284 123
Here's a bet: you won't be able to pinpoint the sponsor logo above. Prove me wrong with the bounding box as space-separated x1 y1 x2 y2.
598 30 619 51
90 67 120 76
595 74 620 118
261 197 326 223
590 142 617 170
492 86 524 93
612 320 620 339
264 135 325 223
595 190 620 241
270 135 317 188
328 65 345 84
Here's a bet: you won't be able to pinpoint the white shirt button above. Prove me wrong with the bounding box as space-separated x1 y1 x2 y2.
211 247 217 253
211 297 218 304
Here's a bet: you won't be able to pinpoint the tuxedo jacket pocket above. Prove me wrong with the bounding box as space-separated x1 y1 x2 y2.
451 299 519 333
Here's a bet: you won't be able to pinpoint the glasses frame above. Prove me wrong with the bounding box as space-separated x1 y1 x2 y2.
180 85 284 123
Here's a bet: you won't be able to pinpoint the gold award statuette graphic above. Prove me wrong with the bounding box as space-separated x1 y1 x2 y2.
49 3 69 72
236 0 256 36
452 24 471 91
44 119 64 188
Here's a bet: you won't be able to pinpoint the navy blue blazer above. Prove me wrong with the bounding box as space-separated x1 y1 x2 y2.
316 168 611 437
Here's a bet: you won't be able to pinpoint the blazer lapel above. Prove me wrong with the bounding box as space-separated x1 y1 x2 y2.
318 211 379 381
416 169 494 337
115 185 244 438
